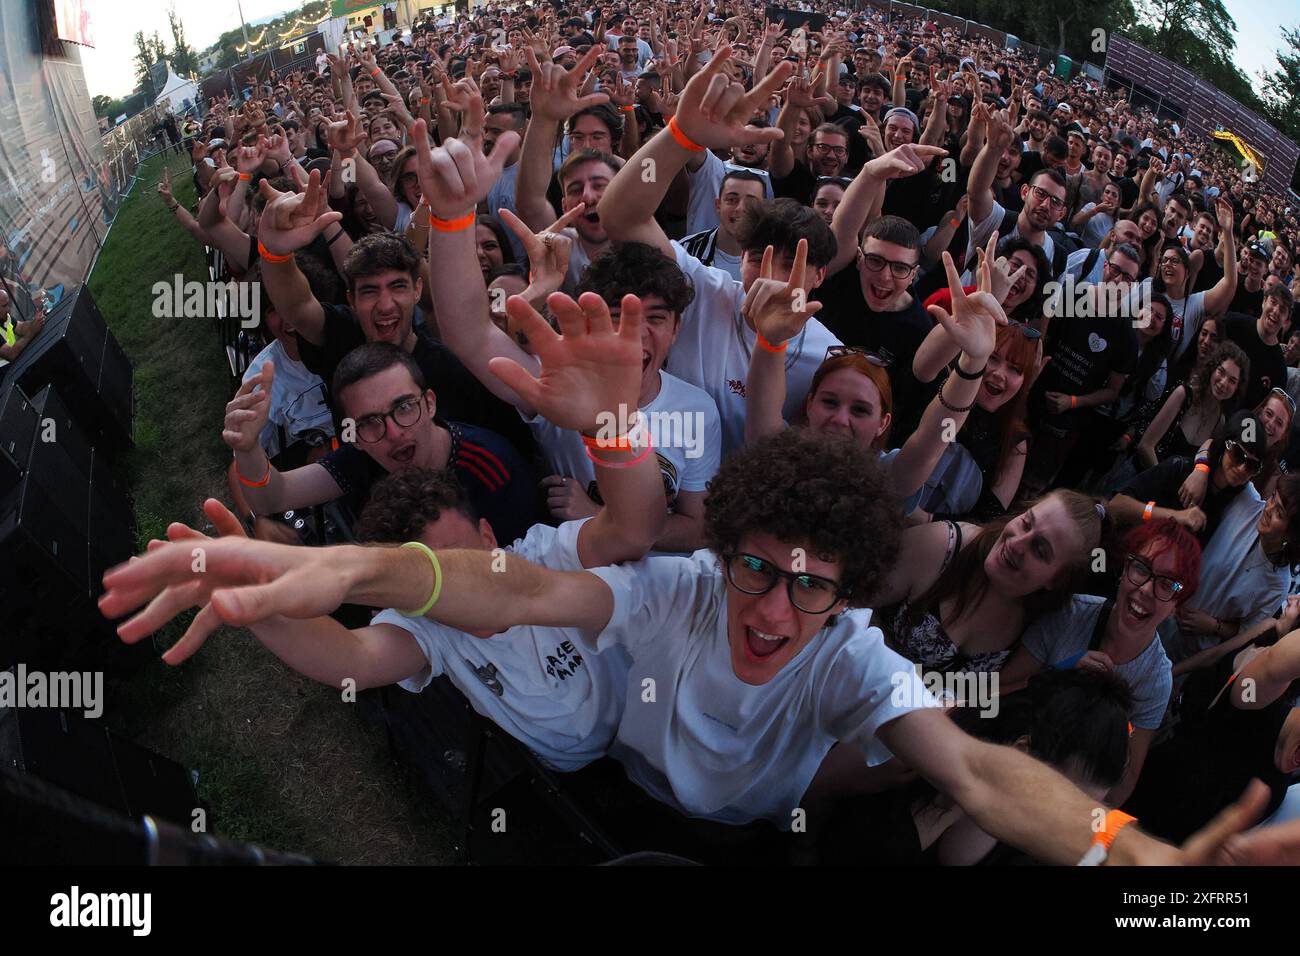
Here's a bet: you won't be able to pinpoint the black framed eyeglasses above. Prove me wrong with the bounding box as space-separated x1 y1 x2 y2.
1028 184 1068 211
858 251 919 278
1124 554 1183 602
722 553 848 615
1225 439 1263 476
825 345 891 367
354 394 427 443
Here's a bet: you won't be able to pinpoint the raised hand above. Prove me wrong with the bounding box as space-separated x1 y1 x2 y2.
1216 197 1234 233
497 205 582 298
863 142 948 181
673 46 793 151
157 167 174 203
256 169 342 255
742 239 823 346
524 43 609 123
489 291 645 436
325 110 368 155
926 241 1003 367
263 132 292 166
411 102 515 220
222 362 273 455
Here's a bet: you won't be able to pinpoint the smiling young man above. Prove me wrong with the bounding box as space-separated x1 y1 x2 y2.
1221 288 1293 407
680 168 768 279
106 429 1300 866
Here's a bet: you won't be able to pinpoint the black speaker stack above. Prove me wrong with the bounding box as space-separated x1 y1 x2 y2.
0 285 137 670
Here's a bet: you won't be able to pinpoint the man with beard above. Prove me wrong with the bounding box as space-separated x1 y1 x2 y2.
1220 288 1292 407
1230 242 1271 317
966 115 1070 278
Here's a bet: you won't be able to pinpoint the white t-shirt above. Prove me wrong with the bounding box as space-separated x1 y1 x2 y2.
668 241 841 456
686 150 774 236
1063 245 1106 285
1129 278 1206 358
711 247 743 282
527 369 721 506
1076 203 1114 248
243 341 334 457
561 227 596 295
371 519 631 772
587 549 936 826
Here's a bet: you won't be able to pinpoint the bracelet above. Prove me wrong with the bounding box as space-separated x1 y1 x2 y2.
420 98 431 105
1078 809 1138 864
586 440 655 470
621 105 635 112
168 203 180 213
951 359 986 380
429 211 476 232
1194 462 1211 475
257 240 293 263
948 217 961 227
326 227 347 246
937 382 975 414
238 172 252 182
581 413 642 451
1071 394 1078 409
370 67 382 78
756 332 787 353
235 458 271 488
399 541 443 617
1143 500 1154 522
667 116 705 152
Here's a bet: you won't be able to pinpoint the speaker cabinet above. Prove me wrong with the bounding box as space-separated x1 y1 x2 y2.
0 384 38 495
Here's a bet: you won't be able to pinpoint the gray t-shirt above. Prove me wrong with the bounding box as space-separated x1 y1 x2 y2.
1021 594 1173 730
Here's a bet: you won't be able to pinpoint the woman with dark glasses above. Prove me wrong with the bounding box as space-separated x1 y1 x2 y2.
745 243 999 513
1111 410 1269 543
999 519 1202 805
1177 386 1296 507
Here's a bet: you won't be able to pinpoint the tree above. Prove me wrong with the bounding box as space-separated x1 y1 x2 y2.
133 30 158 97
168 6 199 78
1259 26 1300 144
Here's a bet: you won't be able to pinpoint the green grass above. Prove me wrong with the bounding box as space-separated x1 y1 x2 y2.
87 151 456 864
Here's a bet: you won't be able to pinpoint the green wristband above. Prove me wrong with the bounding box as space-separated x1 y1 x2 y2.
399 541 442 617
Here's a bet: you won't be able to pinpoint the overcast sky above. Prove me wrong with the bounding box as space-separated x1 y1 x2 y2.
75 0 1296 99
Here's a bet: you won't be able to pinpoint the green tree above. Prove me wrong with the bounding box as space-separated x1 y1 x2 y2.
1259 26 1300 143
133 30 158 96
167 6 199 77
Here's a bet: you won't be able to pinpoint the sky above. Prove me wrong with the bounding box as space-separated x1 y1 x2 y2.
75 0 1297 99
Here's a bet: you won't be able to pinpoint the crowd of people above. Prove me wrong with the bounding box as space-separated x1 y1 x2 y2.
101 0 1300 865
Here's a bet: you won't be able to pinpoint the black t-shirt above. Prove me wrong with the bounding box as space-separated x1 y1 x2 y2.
1111 173 1139 210
828 103 869 174
772 159 818 204
294 303 536 455
815 266 937 438
881 167 940 230
1191 249 1223 294
1228 279 1265 318
1033 312 1138 429
1119 455 1242 543
1222 312 1286 407
319 420 545 545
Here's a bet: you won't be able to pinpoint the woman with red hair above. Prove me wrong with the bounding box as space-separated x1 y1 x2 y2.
998 518 1203 805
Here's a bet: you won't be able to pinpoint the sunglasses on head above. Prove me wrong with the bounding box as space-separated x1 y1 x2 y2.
826 345 892 367
1268 387 1297 416
1005 319 1042 340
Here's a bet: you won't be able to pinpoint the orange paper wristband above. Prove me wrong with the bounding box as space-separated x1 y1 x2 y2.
235 459 271 488
428 211 476 232
1194 462 1211 474
1095 809 1137 850
756 332 787 353
667 116 705 152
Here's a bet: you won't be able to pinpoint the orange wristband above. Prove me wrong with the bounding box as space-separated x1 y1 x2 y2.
1194 462 1211 475
1070 394 1078 409
1095 809 1137 850
756 332 787 353
428 211 476 232
581 413 642 451
667 116 705 152
235 459 271 488
238 172 252 181
257 240 292 263
1143 501 1154 522
370 68 382 78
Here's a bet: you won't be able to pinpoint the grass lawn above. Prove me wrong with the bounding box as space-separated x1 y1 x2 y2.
87 149 455 864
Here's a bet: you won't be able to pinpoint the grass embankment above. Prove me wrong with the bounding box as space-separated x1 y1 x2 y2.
88 149 454 863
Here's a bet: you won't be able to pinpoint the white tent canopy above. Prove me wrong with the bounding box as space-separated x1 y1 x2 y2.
154 62 199 114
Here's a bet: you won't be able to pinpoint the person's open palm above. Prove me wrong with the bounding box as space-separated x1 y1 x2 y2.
222 362 273 454
489 291 644 436
525 44 608 122
928 238 1004 364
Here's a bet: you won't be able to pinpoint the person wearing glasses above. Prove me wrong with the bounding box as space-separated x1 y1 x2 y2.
1112 409 1266 544
965 113 1071 279
998 519 1202 805
225 342 544 547
745 242 998 515
105 428 1300 865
